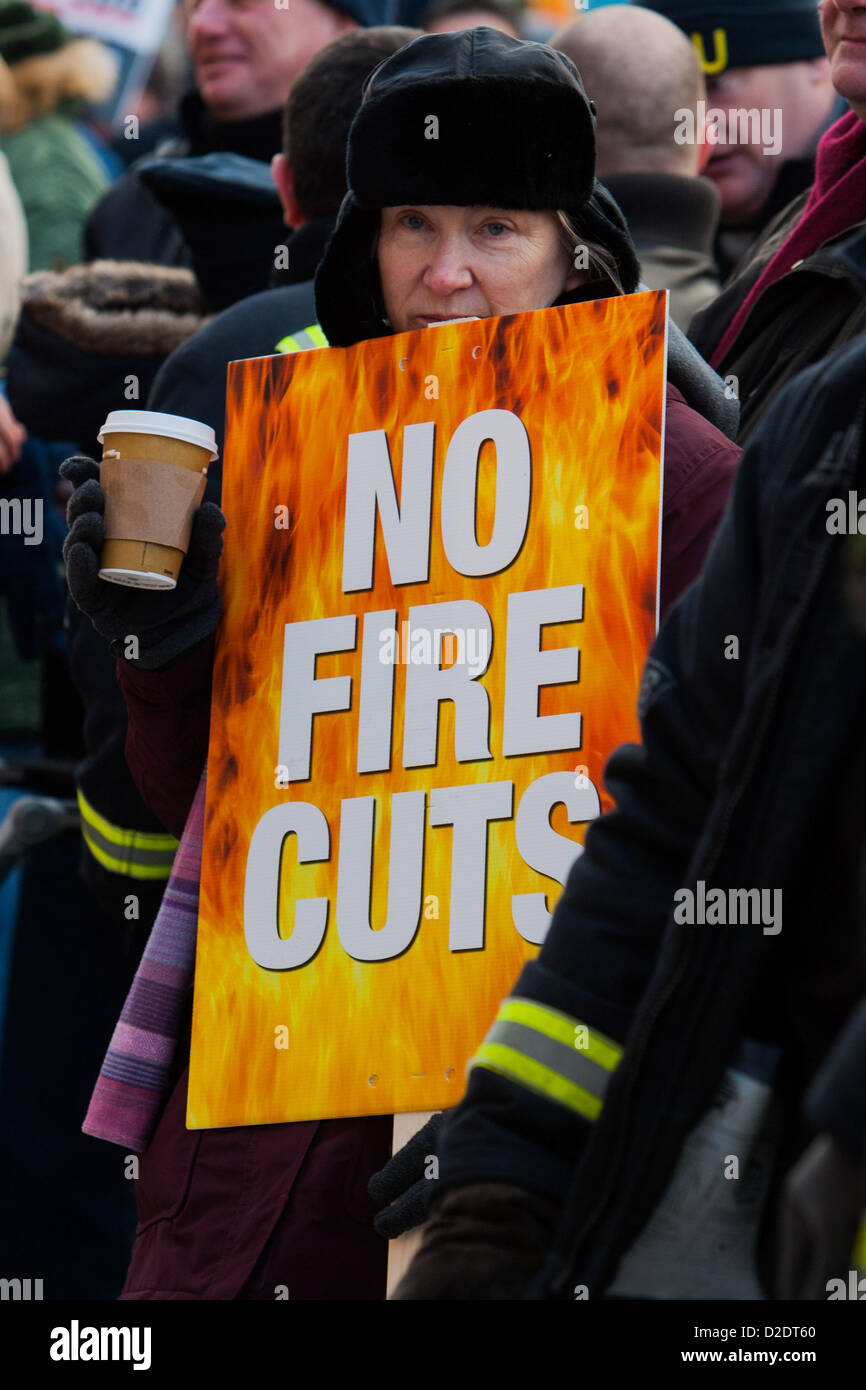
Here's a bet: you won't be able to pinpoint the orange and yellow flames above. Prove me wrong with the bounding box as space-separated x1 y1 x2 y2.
188 291 666 1127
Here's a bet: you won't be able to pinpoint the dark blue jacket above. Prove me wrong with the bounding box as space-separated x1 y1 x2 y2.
437 332 866 1298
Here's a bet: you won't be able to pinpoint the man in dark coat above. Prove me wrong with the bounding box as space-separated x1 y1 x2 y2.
392 330 866 1301
84 0 395 269
642 0 842 279
687 0 866 445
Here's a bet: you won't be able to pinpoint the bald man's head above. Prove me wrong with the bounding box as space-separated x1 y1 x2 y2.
552 4 704 177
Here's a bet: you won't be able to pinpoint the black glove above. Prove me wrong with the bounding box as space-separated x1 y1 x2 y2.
774 1136 865 1300
61 455 225 671
391 1181 560 1300
368 1112 444 1239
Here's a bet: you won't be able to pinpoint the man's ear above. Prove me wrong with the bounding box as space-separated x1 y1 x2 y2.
272 153 303 229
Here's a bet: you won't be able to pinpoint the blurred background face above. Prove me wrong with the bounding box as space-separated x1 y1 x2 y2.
425 8 519 35
704 59 834 225
184 0 356 121
820 0 866 117
377 205 580 332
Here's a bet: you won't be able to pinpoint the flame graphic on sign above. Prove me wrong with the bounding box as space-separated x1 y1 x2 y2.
189 292 666 1126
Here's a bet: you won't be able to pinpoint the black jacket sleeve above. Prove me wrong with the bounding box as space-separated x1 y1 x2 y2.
438 403 769 1201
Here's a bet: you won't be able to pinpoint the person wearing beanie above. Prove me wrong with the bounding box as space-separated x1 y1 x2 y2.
688 0 866 444
84 0 397 269
62 27 739 1301
0 1 116 271
640 1 841 278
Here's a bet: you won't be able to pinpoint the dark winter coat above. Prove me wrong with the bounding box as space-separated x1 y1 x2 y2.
146 218 334 462
604 172 720 332
6 259 207 458
83 92 284 270
436 333 866 1299
689 196 866 445
6 259 208 926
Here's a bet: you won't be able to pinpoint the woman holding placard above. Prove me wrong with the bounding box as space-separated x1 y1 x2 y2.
63 28 739 1300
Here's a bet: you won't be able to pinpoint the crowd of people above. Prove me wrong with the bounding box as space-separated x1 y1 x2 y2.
0 0 864 1306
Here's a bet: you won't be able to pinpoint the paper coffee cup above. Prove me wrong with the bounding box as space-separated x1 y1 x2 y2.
97 410 218 590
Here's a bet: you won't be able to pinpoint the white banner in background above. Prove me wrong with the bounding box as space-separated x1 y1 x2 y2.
37 0 175 56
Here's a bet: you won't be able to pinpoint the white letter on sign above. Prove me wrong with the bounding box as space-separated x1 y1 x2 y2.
512 771 600 944
441 409 530 576
342 422 435 591
502 586 583 755
402 600 492 768
358 609 397 773
279 615 355 782
428 781 513 950
245 803 330 969
336 791 425 961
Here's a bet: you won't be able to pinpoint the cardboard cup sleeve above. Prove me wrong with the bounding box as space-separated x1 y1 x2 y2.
102 457 208 554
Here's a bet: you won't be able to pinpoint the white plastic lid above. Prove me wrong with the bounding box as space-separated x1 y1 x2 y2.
98 409 218 460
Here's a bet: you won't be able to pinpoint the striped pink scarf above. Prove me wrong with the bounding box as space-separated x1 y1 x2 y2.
83 766 207 1151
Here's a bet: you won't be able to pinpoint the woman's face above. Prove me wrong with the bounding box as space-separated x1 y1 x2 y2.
377 205 585 332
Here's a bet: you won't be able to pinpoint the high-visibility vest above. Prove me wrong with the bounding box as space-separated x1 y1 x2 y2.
274 322 329 355
77 787 179 881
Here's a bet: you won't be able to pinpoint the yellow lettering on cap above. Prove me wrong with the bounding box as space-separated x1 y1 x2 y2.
692 27 728 75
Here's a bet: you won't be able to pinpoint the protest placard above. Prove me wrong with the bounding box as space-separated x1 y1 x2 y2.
188 290 667 1127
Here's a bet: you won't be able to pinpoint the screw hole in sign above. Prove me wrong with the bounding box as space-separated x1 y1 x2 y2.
368 1074 379 1087
445 1068 455 1081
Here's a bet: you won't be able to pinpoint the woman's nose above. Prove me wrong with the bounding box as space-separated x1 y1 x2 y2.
423 238 474 295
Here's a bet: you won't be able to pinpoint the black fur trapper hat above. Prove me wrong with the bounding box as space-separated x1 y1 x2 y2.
315 27 642 347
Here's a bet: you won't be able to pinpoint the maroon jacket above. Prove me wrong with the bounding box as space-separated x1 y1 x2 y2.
115 386 739 1299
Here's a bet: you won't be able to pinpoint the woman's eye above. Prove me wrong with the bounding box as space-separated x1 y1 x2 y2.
484 222 509 238
403 214 426 230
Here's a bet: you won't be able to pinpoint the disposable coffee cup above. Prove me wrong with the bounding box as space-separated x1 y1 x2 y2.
97 410 218 590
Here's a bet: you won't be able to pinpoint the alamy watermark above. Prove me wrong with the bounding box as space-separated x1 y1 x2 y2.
674 101 782 157
0 1276 42 1299
379 621 490 678
0 497 42 545
673 881 782 935
49 1320 151 1370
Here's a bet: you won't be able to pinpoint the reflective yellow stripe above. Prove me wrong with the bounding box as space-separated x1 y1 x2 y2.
854 1212 866 1272
499 998 621 1071
468 997 623 1119
77 787 178 880
275 323 329 354
470 1041 603 1121
78 788 177 849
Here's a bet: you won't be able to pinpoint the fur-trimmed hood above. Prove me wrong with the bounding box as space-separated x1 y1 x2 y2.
18 260 207 357
7 260 210 455
0 39 116 130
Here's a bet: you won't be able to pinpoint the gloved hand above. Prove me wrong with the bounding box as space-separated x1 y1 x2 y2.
391 1181 560 1300
368 1112 444 1239
774 1135 865 1299
61 455 225 671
